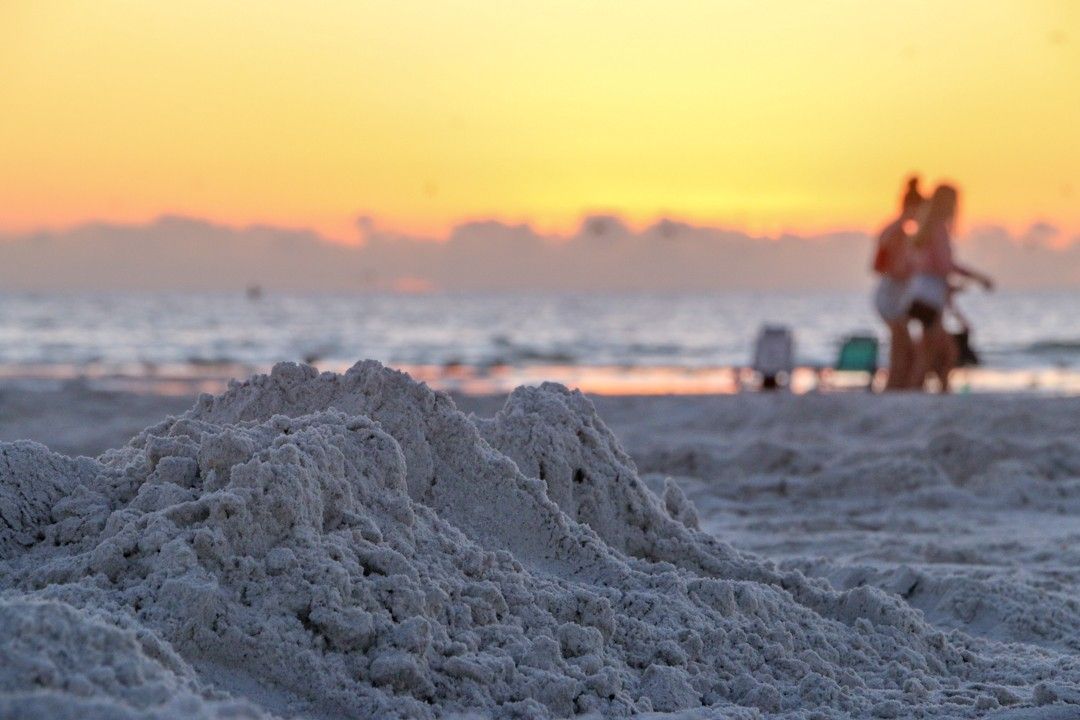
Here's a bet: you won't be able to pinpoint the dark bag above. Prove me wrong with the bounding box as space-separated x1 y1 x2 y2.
952 330 980 368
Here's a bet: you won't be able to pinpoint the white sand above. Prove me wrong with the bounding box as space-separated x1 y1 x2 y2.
1 363 1079 718
0 380 193 458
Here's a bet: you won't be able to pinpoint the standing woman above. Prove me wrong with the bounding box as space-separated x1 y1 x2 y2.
873 177 922 390
905 184 993 391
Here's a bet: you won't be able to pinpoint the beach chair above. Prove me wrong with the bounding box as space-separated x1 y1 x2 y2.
834 334 879 390
751 325 794 390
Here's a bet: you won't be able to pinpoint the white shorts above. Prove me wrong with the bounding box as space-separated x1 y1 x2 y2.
874 277 908 323
903 274 949 314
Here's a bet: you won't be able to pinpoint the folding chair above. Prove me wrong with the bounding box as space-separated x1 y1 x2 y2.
751 325 795 390
834 334 879 391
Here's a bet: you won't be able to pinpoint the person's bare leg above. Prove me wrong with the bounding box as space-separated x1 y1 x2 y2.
909 327 930 391
920 321 953 393
934 329 958 393
885 319 913 391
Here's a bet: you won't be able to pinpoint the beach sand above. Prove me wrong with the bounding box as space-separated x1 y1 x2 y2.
2 364 1079 718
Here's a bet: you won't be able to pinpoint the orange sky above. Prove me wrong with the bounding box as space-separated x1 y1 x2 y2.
2 1 1078 242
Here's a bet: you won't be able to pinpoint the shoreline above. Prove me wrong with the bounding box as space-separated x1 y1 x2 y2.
2 359 1079 398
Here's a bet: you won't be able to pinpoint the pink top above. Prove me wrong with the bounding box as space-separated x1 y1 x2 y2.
874 219 912 280
913 222 954 277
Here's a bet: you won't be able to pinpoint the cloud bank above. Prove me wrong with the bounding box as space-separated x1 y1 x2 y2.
0 215 1076 292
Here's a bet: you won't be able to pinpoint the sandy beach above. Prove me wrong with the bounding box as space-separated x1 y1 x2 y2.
8 1 1080 716
2 363 1079 719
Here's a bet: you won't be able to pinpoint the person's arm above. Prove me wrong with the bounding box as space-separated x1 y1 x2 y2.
938 227 993 289
871 223 895 274
950 261 994 291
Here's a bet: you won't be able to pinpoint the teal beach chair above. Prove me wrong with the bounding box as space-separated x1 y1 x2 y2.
834 335 879 390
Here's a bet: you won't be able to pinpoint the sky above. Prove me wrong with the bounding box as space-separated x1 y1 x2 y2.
2 1 1078 242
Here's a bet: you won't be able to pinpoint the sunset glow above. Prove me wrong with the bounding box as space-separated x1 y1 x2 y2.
2 0 1078 240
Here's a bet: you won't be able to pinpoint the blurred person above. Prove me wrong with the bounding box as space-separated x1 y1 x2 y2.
904 184 993 392
872 177 922 390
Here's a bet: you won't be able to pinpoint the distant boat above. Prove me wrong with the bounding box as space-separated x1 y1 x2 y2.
246 284 263 301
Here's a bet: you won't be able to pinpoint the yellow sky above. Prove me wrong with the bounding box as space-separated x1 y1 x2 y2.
1 0 1078 241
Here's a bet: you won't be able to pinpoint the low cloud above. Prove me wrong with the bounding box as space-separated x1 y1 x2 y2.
0 215 1076 292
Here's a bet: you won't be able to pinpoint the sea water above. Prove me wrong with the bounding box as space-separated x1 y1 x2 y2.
1 290 1077 394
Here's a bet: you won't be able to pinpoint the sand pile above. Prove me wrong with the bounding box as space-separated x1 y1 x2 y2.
2 362 1079 718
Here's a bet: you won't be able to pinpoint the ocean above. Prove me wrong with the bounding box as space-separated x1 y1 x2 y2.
1 290 1078 394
